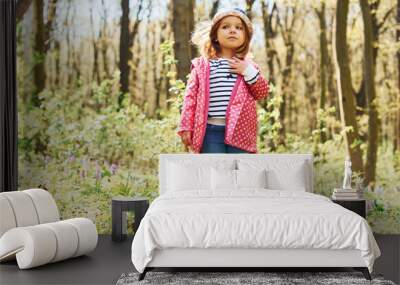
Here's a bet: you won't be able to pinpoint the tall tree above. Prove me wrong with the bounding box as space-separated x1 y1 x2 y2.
143 26 152 112
131 35 142 106
172 0 195 82
53 39 60 87
276 4 300 146
89 4 100 84
209 0 219 19
395 0 400 153
333 0 363 175
298 49 318 133
245 0 255 20
119 0 144 107
328 12 340 125
355 0 396 110
119 0 130 99
261 1 279 88
315 1 329 143
31 0 57 107
152 22 162 117
65 0 73 86
100 0 110 79
156 20 171 112
359 0 379 186
16 0 32 22
20 2 34 105
70 4 80 86
261 0 280 151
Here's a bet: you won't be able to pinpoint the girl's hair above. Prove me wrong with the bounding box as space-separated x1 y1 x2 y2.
191 17 251 60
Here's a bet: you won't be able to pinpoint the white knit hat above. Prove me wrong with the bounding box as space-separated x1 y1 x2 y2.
211 8 253 40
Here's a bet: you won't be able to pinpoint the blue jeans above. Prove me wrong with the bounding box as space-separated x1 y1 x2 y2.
200 124 248 153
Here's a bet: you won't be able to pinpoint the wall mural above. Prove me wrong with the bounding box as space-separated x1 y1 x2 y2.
17 0 399 234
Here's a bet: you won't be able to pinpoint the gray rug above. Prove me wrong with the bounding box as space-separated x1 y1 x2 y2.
116 271 396 285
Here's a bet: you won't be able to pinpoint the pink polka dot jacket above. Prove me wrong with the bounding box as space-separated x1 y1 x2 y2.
177 56 270 153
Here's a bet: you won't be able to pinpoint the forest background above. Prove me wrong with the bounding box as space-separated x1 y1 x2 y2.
16 0 400 234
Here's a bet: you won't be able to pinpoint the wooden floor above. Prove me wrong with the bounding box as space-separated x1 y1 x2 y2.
0 234 398 285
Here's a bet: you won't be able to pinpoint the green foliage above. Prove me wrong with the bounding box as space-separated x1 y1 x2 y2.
161 40 187 113
32 51 46 65
18 69 184 234
365 186 400 234
258 83 283 152
160 41 178 66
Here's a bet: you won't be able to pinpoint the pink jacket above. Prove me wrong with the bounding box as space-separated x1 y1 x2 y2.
177 56 269 153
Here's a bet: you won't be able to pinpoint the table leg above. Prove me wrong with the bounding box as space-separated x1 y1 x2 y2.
122 211 127 237
112 201 123 241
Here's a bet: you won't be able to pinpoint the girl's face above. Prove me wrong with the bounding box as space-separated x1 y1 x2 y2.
216 16 246 51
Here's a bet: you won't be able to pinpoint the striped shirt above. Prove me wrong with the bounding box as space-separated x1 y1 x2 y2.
208 58 260 119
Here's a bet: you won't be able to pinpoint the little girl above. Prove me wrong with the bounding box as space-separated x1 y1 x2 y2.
177 8 269 154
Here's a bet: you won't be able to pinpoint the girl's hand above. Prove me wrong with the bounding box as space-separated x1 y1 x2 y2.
228 56 249 75
180 131 192 151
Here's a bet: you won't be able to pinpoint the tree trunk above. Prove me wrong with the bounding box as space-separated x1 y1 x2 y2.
72 46 81 83
245 0 255 20
360 0 379 187
143 30 151 111
355 0 385 113
65 0 72 86
209 0 219 19
54 39 60 87
273 5 300 146
89 5 100 84
278 42 295 146
277 5 298 146
327 12 339 126
100 0 109 79
316 2 328 143
305 78 317 131
395 0 400 153
261 0 278 151
172 0 195 82
100 28 109 79
16 0 32 23
152 24 159 117
31 0 57 154
31 0 57 106
119 0 131 100
261 1 278 87
21 4 33 105
32 0 46 107
154 21 167 118
131 35 141 106
333 0 363 175
165 30 173 111
71 5 80 86
119 0 143 108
